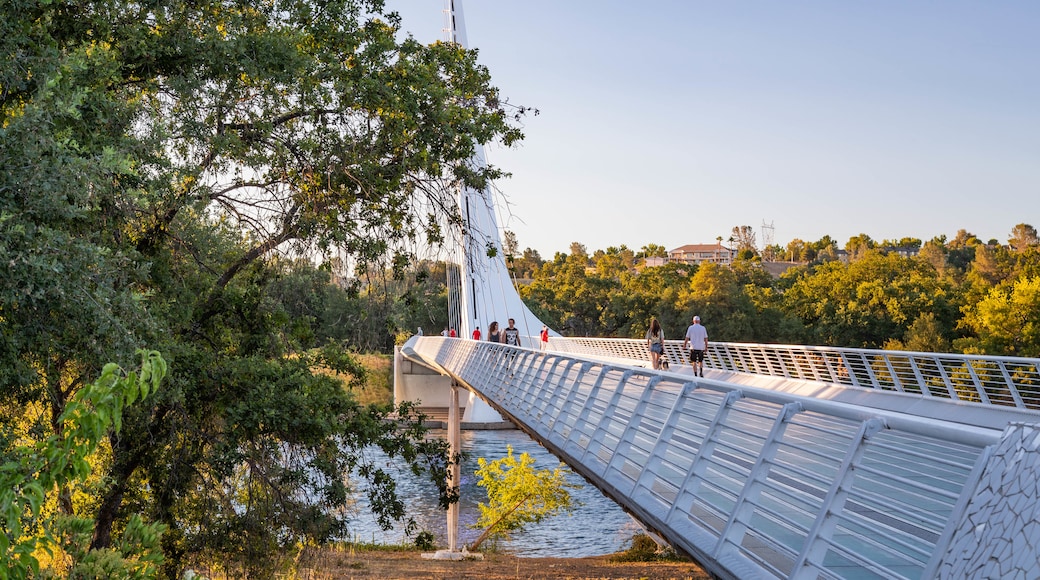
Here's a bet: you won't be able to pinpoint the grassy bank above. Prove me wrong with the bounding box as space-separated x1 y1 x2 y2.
352 352 394 406
313 351 394 407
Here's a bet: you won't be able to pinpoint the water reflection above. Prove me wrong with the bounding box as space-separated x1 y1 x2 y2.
347 428 642 557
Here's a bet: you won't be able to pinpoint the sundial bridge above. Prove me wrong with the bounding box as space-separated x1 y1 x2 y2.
397 3 1040 578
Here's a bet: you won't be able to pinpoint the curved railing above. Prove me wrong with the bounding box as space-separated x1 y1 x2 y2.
402 336 1035 579
548 338 1040 411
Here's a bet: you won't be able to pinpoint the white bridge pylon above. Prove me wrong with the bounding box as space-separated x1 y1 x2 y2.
442 0 556 422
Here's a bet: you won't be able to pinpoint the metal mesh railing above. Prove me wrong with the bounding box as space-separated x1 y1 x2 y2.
548 337 1040 411
404 337 997 580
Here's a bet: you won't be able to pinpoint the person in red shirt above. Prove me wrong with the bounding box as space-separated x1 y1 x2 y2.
448 328 457 338
472 327 481 340
540 325 549 350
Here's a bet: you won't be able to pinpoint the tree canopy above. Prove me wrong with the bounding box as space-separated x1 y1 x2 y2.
2 0 526 576
516 226 1040 355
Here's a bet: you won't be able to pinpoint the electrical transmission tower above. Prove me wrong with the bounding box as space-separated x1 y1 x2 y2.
761 220 775 261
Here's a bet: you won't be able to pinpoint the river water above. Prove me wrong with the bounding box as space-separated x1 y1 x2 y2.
346 428 643 557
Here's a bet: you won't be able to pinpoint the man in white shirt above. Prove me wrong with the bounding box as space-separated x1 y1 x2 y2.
682 315 708 377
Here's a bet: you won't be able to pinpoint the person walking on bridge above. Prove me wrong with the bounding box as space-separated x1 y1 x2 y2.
683 315 708 377
646 318 665 370
487 321 501 343
503 318 521 347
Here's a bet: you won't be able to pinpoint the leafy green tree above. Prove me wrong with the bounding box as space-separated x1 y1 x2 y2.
569 242 589 262
680 262 758 342
639 243 668 259
816 244 840 263
918 238 948 277
1 351 166 579
880 237 922 251
743 283 809 344
502 230 520 262
522 247 615 336
762 243 784 262
884 312 952 353
1008 223 1039 252
730 225 758 258
845 233 875 261
387 261 451 343
266 258 336 349
0 1 151 436
945 229 982 273
498 232 542 279
620 262 696 339
3 0 522 576
595 246 634 279
806 235 840 263
786 238 809 262
519 248 545 277
967 243 1016 291
782 253 956 348
957 276 1040 356
468 446 578 552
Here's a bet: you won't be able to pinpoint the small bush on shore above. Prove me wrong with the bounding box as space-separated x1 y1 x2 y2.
609 533 687 563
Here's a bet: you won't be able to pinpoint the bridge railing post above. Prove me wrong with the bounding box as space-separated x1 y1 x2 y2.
602 375 665 495
789 417 885 577
713 401 803 561
631 381 698 507
665 389 743 526
560 363 618 460
545 359 591 437
996 361 1026 408
575 369 634 470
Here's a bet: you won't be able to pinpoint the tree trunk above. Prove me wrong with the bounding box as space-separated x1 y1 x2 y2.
90 437 139 550
47 368 74 515
468 493 532 552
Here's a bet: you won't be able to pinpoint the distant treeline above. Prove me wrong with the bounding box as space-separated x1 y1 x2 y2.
509 226 1040 357
322 224 1040 358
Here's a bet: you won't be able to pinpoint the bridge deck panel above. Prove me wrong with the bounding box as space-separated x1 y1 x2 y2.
756 488 817 535
828 520 930 576
740 514 801 576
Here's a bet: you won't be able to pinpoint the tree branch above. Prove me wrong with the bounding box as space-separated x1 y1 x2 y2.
468 492 533 552
196 220 300 324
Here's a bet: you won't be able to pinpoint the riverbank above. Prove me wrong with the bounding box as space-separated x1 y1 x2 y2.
297 547 711 579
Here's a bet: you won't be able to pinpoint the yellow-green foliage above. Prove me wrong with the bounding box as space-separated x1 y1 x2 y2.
959 275 1040 356
0 351 167 579
468 445 579 551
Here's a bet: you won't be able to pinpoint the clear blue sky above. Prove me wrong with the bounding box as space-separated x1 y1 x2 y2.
390 1 1040 259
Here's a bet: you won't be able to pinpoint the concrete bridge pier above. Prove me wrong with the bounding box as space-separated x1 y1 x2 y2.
393 345 511 429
